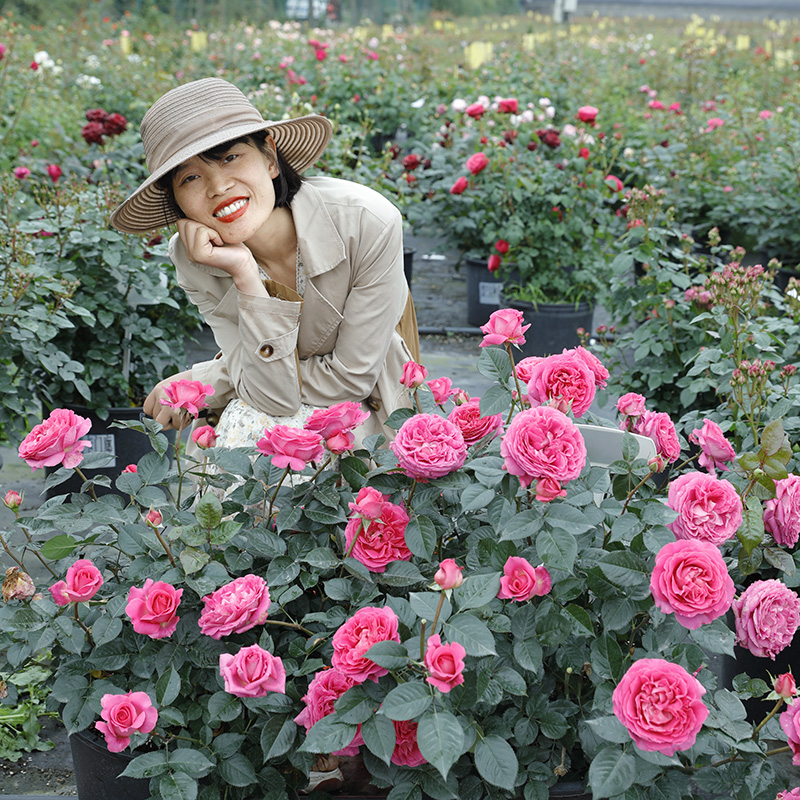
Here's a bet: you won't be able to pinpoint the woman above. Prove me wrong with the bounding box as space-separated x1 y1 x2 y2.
110 77 419 446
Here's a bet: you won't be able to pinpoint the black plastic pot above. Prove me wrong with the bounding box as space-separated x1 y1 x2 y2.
45 405 174 499
549 781 591 799
403 247 415 287
465 256 505 327
69 729 150 800
506 298 594 358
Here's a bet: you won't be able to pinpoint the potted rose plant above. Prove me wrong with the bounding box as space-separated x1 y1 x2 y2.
1 320 800 800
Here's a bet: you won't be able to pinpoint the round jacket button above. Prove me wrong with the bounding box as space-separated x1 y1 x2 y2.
259 344 274 358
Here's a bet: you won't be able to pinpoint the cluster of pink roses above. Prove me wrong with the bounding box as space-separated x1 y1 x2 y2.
616 392 682 471
344 486 411 572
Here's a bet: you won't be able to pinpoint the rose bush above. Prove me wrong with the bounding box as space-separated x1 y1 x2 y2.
1 330 800 800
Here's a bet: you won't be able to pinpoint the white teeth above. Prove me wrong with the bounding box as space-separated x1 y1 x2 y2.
214 199 247 218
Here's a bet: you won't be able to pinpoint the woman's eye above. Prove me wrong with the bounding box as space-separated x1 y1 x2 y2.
223 153 239 164
179 174 198 185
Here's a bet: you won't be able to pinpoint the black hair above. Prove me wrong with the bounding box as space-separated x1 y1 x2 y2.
156 132 303 218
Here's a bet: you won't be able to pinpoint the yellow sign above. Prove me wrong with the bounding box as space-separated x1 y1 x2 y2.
190 31 207 52
120 32 132 55
776 48 794 68
353 26 369 40
735 34 751 50
522 33 535 52
381 24 393 39
464 41 493 69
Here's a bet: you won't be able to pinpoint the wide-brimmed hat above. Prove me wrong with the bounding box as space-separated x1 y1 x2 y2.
110 77 333 234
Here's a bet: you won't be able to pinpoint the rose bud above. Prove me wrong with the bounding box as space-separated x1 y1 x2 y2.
774 672 797 700
192 424 218 450
3 567 36 602
122 464 137 474
434 558 464 590
3 490 22 512
145 508 163 528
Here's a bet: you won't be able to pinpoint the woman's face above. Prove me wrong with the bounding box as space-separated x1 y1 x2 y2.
171 140 279 244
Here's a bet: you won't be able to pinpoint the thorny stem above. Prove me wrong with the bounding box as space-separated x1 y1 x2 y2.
74 467 99 502
419 619 427 660
0 531 27 571
150 524 176 567
73 604 94 645
751 699 784 739
429 592 446 637
267 467 291 523
412 387 422 414
262 618 313 636
620 472 655 515
15 524 58 578
505 342 522 425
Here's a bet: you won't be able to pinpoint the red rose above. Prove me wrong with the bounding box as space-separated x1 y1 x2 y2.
536 129 561 148
465 102 485 118
402 153 421 171
81 122 106 145
102 112 128 136
497 97 518 113
495 239 509 254
466 152 489 175
85 108 108 123
450 176 469 195
487 254 501 272
577 105 599 125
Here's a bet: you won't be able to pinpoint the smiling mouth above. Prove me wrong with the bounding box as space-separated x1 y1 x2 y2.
213 197 248 222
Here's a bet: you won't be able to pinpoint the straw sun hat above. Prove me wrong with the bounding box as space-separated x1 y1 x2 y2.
110 77 333 234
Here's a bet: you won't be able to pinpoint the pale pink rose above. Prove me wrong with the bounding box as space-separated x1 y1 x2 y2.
733 579 800 660
526 351 597 418
514 357 543 404
159 379 214 416
452 388 470 405
573 346 609 388
424 634 466 692
191 424 218 449
256 425 325 470
392 720 426 767
777 788 800 800
434 559 463 590
635 410 681 464
775 673 797 700
303 401 370 454
466 152 489 175
400 360 428 389
688 419 736 475
390 414 467 482
145 508 162 527
3 567 35 602
199 575 271 639
613 659 708 755
500 406 587 490
3 490 22 511
95 692 158 753
781 700 800 766
219 643 286 697
331 606 401 682
764 474 800 548
18 408 92 470
427 377 455 405
344 499 411 572
479 308 530 348
447 398 503 446
616 392 647 431
294 668 365 756
650 539 734 629
667 472 743 546
347 486 386 520
49 559 103 606
497 557 551 601
126 579 182 639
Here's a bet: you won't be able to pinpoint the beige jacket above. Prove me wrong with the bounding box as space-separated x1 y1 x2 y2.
171 175 416 441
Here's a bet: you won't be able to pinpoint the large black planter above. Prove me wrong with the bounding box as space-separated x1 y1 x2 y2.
45 405 174 499
465 256 505 326
69 729 150 800
506 298 594 358
550 781 591 799
403 247 415 287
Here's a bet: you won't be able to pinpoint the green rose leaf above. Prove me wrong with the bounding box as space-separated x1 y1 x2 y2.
166 749 215 777
362 713 396 765
208 691 242 723
365 640 409 670
588 746 636 798
597 550 650 588
453 572 502 611
443 613 497 656
195 492 224 529
260 715 296 761
461 484 498 513
137 451 170 486
416 709 464 780
565 603 595 637
334 685 376 725
379 681 432 721
39 534 79 560
405 516 437 561
159 771 198 800
298 714 359 754
156 664 182 707
217 752 258 787
536 527 578 573
585 715 632 745
119 750 169 779
474 734 518 792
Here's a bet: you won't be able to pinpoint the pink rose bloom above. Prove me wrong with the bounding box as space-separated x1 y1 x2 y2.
781 700 800 766
95 692 158 753
49 558 103 606
573 346 609 388
145 508 162 527
256 425 325 470
126 579 182 639
191 424 218 449
775 673 797 700
450 176 468 195
122 464 137 474
427 377 455 405
688 419 736 475
500 406 587 490
733 579 800 660
294 668 364 756
392 720 426 767
526 351 597 418
617 392 647 431
13 166 30 180
46 163 62 182
479 308 530 348
447 398 503 446
400 360 428 389
18 408 92 470
497 557 551 601
199 575 271 639
498 98 518 113
344 498 411 573
577 105 599 123
514 357 544 405
635 410 681 464
304 401 370 454
390 413 467 482
764 474 800 548
348 486 386 520
219 643 286 697
535 476 566 503
465 102 486 118
613 659 708 755
666 472 743 545
424 634 466 692
331 606 401 682
466 152 489 175
159 379 214 416
777 789 800 800
650 539 734 629
434 558 463 590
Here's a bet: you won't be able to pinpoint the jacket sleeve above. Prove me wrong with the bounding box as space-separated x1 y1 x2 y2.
298 211 408 407
171 235 305 415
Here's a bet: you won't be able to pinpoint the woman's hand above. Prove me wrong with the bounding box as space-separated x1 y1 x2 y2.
143 369 195 430
177 218 259 286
